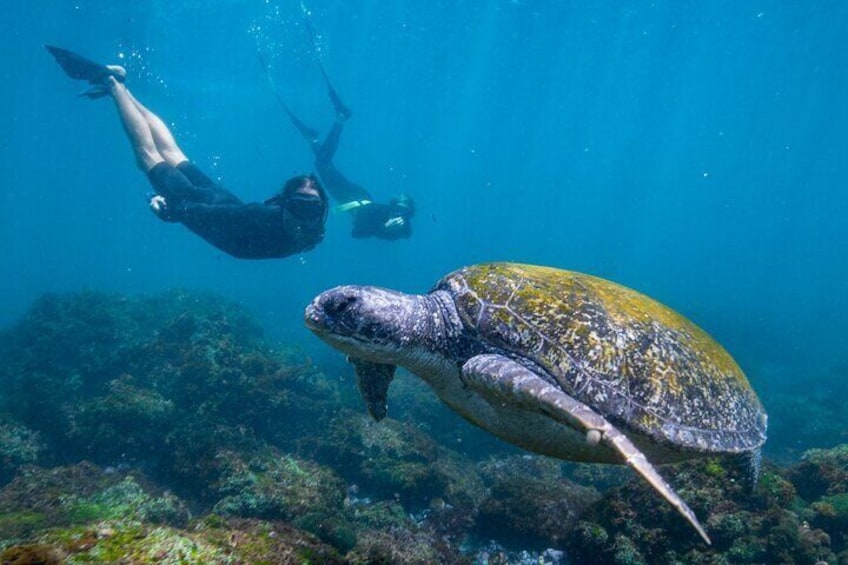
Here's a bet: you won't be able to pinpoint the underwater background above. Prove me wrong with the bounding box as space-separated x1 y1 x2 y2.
1 1 847 563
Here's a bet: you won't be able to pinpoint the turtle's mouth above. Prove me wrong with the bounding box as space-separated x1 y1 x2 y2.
303 304 324 332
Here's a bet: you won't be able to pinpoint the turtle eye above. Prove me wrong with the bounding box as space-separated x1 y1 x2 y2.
325 294 358 320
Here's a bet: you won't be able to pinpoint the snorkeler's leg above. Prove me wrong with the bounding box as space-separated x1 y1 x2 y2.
316 118 345 163
125 90 241 206
107 77 165 172
315 158 370 204
314 72 354 170
124 90 188 166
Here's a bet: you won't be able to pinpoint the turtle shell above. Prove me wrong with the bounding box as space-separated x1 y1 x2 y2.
434 262 767 453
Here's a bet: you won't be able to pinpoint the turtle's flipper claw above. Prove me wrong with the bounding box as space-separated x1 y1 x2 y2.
603 424 712 545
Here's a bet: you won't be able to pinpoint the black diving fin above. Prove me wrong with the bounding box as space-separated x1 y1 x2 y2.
45 45 126 98
45 45 124 83
300 3 352 120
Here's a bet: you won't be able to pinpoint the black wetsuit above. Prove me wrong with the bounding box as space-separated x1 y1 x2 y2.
148 162 325 259
349 200 413 239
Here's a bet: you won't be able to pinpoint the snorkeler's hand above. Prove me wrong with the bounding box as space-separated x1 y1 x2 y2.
384 216 405 230
149 195 168 218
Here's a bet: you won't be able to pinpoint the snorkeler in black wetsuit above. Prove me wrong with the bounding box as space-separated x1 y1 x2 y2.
47 45 329 260
278 62 415 241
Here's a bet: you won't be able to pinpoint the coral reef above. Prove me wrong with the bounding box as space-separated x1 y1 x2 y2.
2 289 848 563
346 526 467 565
564 453 846 564
0 290 346 494
302 408 487 511
209 447 353 550
476 456 601 547
0 463 188 542
0 461 343 564
0 518 345 564
0 422 43 485
789 445 848 556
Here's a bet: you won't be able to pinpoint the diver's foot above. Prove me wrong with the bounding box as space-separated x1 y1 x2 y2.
283 105 321 142
305 128 321 144
296 123 321 144
325 81 352 121
321 76 353 122
105 64 127 83
335 104 352 122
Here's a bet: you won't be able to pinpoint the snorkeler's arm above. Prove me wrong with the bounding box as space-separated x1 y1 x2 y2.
152 199 279 227
351 203 412 240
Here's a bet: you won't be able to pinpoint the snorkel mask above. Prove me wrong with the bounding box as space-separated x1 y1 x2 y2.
286 192 327 223
267 174 329 225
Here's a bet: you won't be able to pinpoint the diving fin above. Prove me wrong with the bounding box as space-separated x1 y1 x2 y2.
45 45 125 85
283 104 320 143
319 65 352 121
300 3 352 121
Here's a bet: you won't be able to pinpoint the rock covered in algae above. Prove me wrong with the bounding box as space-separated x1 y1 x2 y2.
209 447 355 551
301 408 487 510
0 462 189 542
0 460 344 564
0 518 345 565
345 526 466 565
787 444 848 558
564 454 845 564
0 290 345 492
0 421 43 485
476 456 601 547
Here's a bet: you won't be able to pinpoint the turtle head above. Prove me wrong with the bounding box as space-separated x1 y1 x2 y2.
305 285 429 364
307 285 457 421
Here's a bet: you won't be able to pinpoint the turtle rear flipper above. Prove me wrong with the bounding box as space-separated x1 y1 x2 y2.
461 353 712 545
349 357 395 421
727 448 762 493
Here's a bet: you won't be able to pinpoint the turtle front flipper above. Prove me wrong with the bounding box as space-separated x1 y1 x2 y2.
461 353 711 545
349 357 396 421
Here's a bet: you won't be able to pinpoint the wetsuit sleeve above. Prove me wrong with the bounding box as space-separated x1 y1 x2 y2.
166 201 272 225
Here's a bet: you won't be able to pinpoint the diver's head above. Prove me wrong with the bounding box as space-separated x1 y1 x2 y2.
390 193 416 218
267 174 329 225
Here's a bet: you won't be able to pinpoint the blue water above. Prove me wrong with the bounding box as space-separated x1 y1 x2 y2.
1 2 846 450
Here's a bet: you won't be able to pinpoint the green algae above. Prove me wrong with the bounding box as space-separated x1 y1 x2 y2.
5 517 345 565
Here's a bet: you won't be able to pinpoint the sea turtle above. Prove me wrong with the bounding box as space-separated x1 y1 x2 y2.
304 262 768 544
